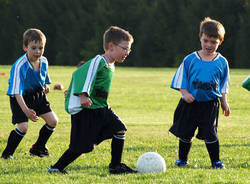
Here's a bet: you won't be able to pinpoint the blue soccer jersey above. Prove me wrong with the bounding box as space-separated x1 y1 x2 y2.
171 52 230 101
7 54 51 96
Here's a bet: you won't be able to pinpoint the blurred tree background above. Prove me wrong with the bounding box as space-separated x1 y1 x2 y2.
0 0 249 68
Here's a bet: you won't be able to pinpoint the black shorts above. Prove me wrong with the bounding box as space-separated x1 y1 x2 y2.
69 107 127 154
10 89 52 124
169 98 219 142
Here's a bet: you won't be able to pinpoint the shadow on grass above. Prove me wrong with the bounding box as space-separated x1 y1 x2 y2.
125 145 177 152
67 165 110 177
221 143 250 148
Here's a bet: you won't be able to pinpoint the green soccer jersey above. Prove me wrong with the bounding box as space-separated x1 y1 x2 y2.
65 55 114 114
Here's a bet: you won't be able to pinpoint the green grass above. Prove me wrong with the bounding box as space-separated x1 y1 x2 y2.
0 65 249 184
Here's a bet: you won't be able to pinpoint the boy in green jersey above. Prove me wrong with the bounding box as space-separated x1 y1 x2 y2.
48 26 136 174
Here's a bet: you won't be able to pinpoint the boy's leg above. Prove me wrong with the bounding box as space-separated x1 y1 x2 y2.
30 111 58 157
48 149 81 174
101 108 136 174
109 131 136 174
110 132 125 167
175 138 192 166
205 140 219 163
179 138 192 161
1 123 27 158
205 140 224 168
205 140 223 164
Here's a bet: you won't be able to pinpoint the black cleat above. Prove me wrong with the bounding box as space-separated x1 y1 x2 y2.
48 166 67 174
29 145 49 157
109 163 137 174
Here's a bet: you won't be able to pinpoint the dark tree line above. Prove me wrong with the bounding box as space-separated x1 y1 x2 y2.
0 0 249 68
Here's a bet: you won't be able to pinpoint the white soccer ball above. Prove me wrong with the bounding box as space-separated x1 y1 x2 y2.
136 152 166 173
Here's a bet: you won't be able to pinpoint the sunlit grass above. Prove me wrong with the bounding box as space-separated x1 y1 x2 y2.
0 65 249 184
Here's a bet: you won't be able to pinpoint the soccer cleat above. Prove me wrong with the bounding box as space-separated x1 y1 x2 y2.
48 166 67 174
175 159 188 167
1 154 14 159
109 163 137 174
212 160 225 169
29 144 49 157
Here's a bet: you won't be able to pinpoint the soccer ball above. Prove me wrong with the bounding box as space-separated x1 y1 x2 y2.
136 152 166 173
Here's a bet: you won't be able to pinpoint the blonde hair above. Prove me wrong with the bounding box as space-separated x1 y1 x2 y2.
199 17 225 41
103 26 133 51
23 28 46 47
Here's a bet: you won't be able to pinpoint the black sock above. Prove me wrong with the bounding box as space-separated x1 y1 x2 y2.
179 139 192 161
34 124 54 148
53 149 81 171
110 133 125 167
205 140 219 163
2 129 25 156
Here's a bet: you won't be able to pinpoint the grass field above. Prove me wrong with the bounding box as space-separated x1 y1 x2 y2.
0 65 249 184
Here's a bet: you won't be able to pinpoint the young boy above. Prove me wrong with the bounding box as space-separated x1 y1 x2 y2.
48 26 136 174
169 17 230 169
1 28 58 159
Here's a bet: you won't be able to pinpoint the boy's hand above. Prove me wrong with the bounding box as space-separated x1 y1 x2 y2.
44 84 50 94
24 108 39 122
180 89 195 103
221 102 230 116
15 94 39 122
79 93 93 107
64 90 68 98
220 93 230 116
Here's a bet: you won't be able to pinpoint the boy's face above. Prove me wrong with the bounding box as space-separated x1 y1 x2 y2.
110 40 132 63
23 40 45 62
200 33 222 55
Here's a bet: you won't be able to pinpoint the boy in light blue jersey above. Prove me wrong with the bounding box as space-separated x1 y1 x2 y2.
169 17 230 169
1 28 58 159
48 26 136 174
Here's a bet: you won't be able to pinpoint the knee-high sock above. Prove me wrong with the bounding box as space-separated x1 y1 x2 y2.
34 124 54 148
53 149 81 171
205 140 220 163
2 128 25 156
179 139 192 161
110 133 125 167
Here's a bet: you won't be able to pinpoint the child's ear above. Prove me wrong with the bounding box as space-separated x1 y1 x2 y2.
108 42 115 51
22 44 27 51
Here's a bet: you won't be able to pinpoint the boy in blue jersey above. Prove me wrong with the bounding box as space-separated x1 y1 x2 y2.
48 26 136 174
1 28 58 159
169 17 230 169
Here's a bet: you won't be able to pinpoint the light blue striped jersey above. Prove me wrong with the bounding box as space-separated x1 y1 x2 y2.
171 51 230 101
7 54 51 96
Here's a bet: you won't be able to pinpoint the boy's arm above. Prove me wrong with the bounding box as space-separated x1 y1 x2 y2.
15 94 39 122
180 89 195 103
220 93 230 116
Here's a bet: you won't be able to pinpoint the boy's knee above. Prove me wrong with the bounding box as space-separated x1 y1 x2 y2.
116 130 126 134
47 118 58 127
204 139 218 144
180 138 192 143
41 111 58 127
113 131 126 140
17 123 28 133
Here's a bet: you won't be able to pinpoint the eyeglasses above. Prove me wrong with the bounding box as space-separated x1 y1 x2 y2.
115 44 131 53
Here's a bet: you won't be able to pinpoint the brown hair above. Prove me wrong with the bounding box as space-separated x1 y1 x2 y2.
23 28 46 47
199 17 225 41
103 26 133 51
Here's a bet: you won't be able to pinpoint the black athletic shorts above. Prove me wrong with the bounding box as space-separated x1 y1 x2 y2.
10 88 52 124
169 98 219 142
69 107 127 154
